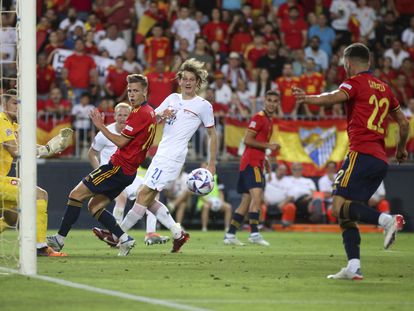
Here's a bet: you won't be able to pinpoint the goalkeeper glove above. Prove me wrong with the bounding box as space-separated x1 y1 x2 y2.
37 128 74 157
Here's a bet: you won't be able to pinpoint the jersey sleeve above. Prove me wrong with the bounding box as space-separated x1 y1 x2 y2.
121 109 151 139
389 89 400 112
155 93 174 115
0 118 16 145
91 131 106 152
200 101 215 128
339 77 359 100
247 114 264 133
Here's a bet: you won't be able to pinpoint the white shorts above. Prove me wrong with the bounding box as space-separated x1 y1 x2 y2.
144 155 184 191
208 197 222 212
124 175 144 201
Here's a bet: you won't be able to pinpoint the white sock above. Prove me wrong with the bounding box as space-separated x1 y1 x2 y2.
37 242 47 249
120 203 147 232
225 233 235 238
378 213 392 228
250 232 259 237
346 258 361 273
113 205 125 224
146 211 157 233
119 233 129 243
151 201 177 230
56 234 65 244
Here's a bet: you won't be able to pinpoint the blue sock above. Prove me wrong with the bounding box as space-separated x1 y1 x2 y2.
248 212 260 234
58 198 82 237
340 201 380 225
227 213 244 235
95 209 125 239
342 227 361 260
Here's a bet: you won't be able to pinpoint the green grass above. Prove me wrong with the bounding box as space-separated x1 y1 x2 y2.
1 230 414 311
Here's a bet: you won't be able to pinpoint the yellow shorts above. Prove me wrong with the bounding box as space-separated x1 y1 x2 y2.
0 176 19 208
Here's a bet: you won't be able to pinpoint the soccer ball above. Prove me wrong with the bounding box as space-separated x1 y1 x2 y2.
186 168 214 196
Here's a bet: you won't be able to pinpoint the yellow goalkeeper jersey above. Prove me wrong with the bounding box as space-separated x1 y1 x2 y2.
0 112 18 176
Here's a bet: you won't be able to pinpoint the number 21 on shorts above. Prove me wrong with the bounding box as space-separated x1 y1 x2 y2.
151 168 162 181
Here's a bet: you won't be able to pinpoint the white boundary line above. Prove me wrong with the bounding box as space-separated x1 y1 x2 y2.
0 267 211 311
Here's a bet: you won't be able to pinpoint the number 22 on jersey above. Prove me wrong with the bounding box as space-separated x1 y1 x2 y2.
367 94 389 134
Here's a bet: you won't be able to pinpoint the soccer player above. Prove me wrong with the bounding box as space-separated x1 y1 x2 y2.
87 102 168 245
95 59 217 253
47 74 157 256
0 89 71 257
224 90 281 246
293 43 409 280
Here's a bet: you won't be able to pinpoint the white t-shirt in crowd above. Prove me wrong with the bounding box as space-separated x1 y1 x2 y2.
155 93 215 163
318 174 335 203
91 123 119 165
98 37 128 59
171 18 200 51
264 173 293 205
72 104 95 130
287 176 316 201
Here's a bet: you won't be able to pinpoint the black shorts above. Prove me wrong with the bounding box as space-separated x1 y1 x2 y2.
82 162 136 201
333 151 388 204
237 165 265 194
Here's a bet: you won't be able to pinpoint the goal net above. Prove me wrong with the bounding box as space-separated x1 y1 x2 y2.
0 0 37 275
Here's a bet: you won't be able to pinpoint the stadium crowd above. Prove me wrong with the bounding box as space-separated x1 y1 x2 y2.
0 0 412 227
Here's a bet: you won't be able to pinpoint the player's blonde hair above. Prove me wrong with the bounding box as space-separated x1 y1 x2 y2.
176 58 208 90
114 102 132 114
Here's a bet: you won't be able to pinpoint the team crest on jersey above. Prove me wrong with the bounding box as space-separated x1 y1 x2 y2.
300 127 336 167
6 128 12 136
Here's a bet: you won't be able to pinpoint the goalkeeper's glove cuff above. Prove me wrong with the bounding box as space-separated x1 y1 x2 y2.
37 145 51 158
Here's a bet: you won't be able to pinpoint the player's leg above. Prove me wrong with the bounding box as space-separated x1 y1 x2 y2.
144 210 170 245
247 187 270 246
0 204 18 232
224 194 250 246
0 177 19 233
201 201 211 232
113 190 127 224
221 201 232 232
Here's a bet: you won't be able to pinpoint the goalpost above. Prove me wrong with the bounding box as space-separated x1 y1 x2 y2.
18 0 37 275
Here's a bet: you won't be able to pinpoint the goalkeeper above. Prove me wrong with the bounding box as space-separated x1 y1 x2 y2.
0 89 72 257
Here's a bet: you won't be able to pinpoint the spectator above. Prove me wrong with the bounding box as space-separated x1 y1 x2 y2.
37 53 56 101
98 24 128 59
202 7 229 53
318 161 337 223
64 25 85 50
280 6 308 51
329 0 356 46
83 31 99 55
261 21 280 44
44 31 65 59
304 36 329 71
134 0 150 21
244 32 268 74
221 52 248 90
72 92 95 155
264 163 296 227
399 57 414 88
171 5 200 52
287 162 323 223
355 0 377 45
44 88 71 120
62 39 97 106
123 47 143 74
308 13 336 57
235 78 252 110
375 11 403 50
276 0 305 24
368 182 390 214
256 40 287 80
249 68 277 114
59 8 85 36
275 63 301 117
199 163 232 232
292 49 306 76
210 71 232 108
97 97 115 125
146 58 176 108
71 0 93 21
103 0 135 45
394 74 413 108
402 16 414 47
228 19 253 54
143 24 172 68
377 56 398 87
300 58 326 116
171 38 190 72
84 13 104 34
105 56 129 102
188 36 214 71
384 40 410 69
402 98 414 117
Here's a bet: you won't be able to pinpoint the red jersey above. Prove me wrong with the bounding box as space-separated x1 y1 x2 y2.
111 103 157 175
144 36 171 67
244 44 268 68
147 71 176 108
202 21 229 46
280 18 308 50
240 111 273 170
37 65 56 95
64 53 96 88
229 32 253 54
105 68 129 97
276 76 301 114
339 72 400 163
300 72 326 112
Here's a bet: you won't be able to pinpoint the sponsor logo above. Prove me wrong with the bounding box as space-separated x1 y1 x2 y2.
249 121 256 128
125 125 133 131
6 129 12 136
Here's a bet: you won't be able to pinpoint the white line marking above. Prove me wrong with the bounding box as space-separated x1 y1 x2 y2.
0 266 211 311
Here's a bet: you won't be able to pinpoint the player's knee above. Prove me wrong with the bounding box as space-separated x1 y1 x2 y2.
339 218 358 231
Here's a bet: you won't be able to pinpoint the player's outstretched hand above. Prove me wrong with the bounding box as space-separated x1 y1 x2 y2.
396 148 408 164
292 87 306 104
89 108 105 130
268 142 281 151
159 107 176 120
37 128 73 157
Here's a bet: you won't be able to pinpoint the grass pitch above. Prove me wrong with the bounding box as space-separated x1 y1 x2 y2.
1 230 414 311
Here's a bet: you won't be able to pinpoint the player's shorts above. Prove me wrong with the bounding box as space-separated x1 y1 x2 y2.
144 155 183 191
237 165 265 194
124 175 144 201
208 197 222 212
333 151 387 203
0 176 19 205
82 161 136 201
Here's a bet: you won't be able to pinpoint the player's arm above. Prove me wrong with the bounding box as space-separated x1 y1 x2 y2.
3 139 18 158
244 129 280 151
89 108 130 148
87 147 100 169
390 108 409 163
293 87 348 106
36 128 73 157
206 126 218 175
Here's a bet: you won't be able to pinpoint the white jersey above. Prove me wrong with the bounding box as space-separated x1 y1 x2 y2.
155 93 214 163
91 123 118 165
